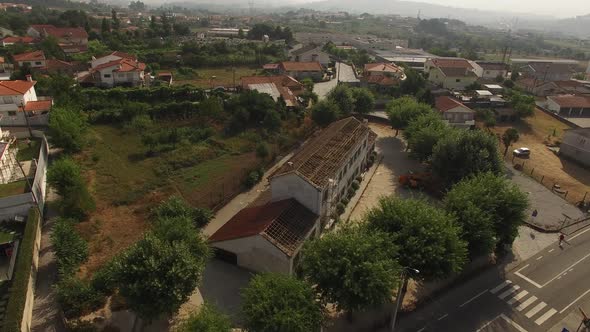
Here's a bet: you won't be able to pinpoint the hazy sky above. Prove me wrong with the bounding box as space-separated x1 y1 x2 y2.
376 0 589 18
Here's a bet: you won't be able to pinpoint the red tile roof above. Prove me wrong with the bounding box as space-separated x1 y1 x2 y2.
44 27 88 39
548 95 590 108
365 75 398 86
263 63 279 70
2 36 35 44
29 24 55 31
209 199 317 256
24 99 52 111
116 59 146 72
435 96 473 113
44 59 74 71
431 58 474 69
13 50 45 62
364 62 403 74
279 61 323 72
476 62 509 71
0 80 36 96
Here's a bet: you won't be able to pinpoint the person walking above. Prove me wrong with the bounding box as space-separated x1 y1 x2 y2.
558 233 570 248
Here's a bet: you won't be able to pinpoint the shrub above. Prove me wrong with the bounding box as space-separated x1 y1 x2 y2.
355 175 363 182
340 197 350 206
351 180 360 190
347 187 356 197
336 203 346 215
244 168 264 188
256 142 270 159
3 208 39 332
56 276 105 319
91 259 119 296
51 217 89 275
152 196 213 229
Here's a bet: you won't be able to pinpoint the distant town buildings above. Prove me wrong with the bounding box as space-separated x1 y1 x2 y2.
424 58 478 90
77 52 146 88
278 61 323 81
241 75 305 107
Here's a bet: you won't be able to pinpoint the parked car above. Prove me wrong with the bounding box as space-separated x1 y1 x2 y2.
513 147 531 157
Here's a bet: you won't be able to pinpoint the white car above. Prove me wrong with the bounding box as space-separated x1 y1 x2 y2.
513 147 531 157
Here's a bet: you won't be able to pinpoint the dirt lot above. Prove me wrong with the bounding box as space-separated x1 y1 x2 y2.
488 108 590 205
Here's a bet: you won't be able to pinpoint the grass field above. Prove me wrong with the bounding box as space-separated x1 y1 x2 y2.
16 139 41 161
0 180 28 199
172 66 261 88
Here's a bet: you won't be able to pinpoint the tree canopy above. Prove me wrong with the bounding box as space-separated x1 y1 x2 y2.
431 130 503 186
176 303 232 332
47 107 88 154
386 97 433 136
351 88 375 114
152 195 212 229
508 90 535 118
241 273 323 332
444 172 529 255
299 225 400 313
403 111 453 162
327 84 355 115
502 128 520 156
51 217 88 275
365 197 467 280
311 100 340 127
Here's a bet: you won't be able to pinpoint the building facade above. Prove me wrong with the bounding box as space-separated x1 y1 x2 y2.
425 58 478 90
546 95 590 117
560 129 590 167
289 45 331 67
0 78 52 126
435 96 475 129
278 61 323 81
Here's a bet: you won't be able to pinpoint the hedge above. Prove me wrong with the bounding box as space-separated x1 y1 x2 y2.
2 208 40 332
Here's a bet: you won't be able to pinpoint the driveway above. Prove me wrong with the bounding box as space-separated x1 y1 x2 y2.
313 78 337 100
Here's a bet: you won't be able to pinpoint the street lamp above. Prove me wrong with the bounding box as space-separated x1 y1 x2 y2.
390 266 419 332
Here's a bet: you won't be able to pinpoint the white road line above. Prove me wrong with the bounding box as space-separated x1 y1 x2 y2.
490 280 512 294
548 248 555 253
507 290 529 305
569 226 590 241
515 264 543 288
516 296 537 311
476 315 500 331
542 252 590 288
417 328 425 332
525 302 547 318
499 285 521 300
559 288 590 313
500 314 529 332
536 256 543 260
437 313 448 320
534 308 557 325
460 289 489 307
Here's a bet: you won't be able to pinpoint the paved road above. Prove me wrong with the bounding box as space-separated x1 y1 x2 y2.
312 62 358 100
397 226 590 332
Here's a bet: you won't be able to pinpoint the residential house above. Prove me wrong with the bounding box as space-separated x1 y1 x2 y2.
78 52 146 88
1 36 35 47
546 95 590 117
13 51 46 69
156 72 173 86
241 75 304 107
517 79 590 97
289 44 331 67
278 61 323 81
0 27 13 38
474 62 509 80
0 77 52 126
559 128 590 167
210 117 376 274
362 62 404 90
0 57 12 80
209 199 319 274
27 25 88 54
435 96 476 129
519 62 576 82
424 58 478 90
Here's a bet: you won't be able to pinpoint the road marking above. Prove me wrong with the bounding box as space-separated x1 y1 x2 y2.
437 313 448 320
536 256 543 260
417 328 425 332
500 314 529 332
516 296 537 311
507 290 529 305
569 226 590 241
514 265 543 288
569 268 573 272
534 308 557 325
548 248 555 253
559 288 590 313
476 315 500 331
542 252 590 288
499 285 521 299
490 280 512 294
525 302 547 318
460 289 489 307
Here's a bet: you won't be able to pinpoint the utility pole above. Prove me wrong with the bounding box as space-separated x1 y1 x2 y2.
391 267 419 332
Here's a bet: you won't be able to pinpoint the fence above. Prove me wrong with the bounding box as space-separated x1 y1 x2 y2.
508 155 589 208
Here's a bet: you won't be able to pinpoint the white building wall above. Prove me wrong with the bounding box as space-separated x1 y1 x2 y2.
270 173 321 215
560 131 590 167
331 134 369 206
18 60 46 69
23 87 37 104
442 76 477 90
91 55 123 68
292 50 331 66
213 235 291 274
97 67 117 87
546 98 561 113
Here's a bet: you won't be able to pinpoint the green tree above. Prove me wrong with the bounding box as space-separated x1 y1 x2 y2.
399 68 426 95
47 157 82 197
403 111 452 162
351 88 375 114
502 128 520 156
327 84 354 115
508 90 535 118
300 77 315 91
299 225 400 314
152 196 212 229
36 73 80 107
386 96 433 136
242 273 323 332
445 172 529 255
237 28 245 39
366 197 467 280
115 234 208 320
311 100 340 127
40 36 64 60
111 9 120 30
101 17 110 35
47 107 88 153
176 303 232 332
51 217 88 274
431 130 503 186
55 276 105 319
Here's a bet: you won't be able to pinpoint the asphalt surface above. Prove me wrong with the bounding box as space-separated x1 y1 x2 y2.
397 226 590 332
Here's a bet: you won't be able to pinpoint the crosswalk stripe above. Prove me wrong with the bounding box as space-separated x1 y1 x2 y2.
534 308 557 325
507 290 529 305
516 296 537 311
526 302 547 318
490 280 512 294
499 285 521 299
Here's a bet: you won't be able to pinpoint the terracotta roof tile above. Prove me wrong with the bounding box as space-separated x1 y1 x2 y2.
2 36 35 44
24 99 52 111
13 50 45 61
279 61 323 72
431 58 474 69
43 27 88 39
0 80 36 96
435 96 473 113
364 62 403 74
548 94 590 108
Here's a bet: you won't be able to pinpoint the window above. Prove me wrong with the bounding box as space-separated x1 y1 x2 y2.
456 79 461 82
35 61 42 65
2 96 12 104
7 111 16 116
104 74 111 78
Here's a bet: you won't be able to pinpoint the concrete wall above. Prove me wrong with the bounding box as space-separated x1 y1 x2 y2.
271 173 321 215
213 235 291 274
560 131 590 167
0 112 49 127
20 216 41 332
